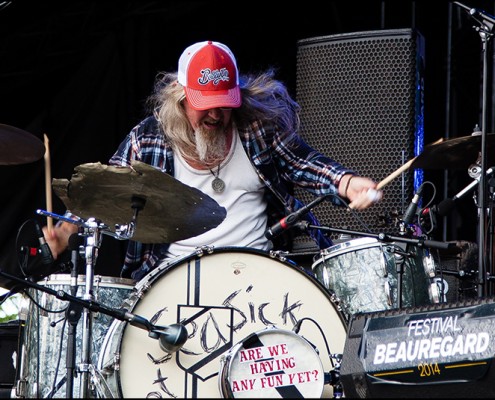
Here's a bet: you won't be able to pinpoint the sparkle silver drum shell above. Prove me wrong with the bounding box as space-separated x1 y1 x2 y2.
17 274 135 398
312 237 440 320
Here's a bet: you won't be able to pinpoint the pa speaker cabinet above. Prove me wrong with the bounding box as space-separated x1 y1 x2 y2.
294 29 425 248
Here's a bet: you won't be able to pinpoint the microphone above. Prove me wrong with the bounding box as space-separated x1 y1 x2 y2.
454 2 495 24
265 195 330 240
118 309 188 353
68 233 83 295
424 198 455 218
470 7 495 24
68 234 83 268
34 221 54 265
155 323 189 353
402 184 424 225
422 167 494 217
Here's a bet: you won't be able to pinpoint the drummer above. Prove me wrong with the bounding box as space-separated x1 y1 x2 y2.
45 40 382 281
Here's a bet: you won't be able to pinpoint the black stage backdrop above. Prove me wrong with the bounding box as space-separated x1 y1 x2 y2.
0 0 492 281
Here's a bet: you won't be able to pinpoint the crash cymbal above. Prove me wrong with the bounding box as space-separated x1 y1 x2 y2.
0 124 45 165
52 160 227 243
411 133 495 170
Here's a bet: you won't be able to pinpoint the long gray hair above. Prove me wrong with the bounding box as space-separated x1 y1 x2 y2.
146 68 301 161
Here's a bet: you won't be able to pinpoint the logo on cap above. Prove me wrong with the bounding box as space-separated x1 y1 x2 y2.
178 41 241 110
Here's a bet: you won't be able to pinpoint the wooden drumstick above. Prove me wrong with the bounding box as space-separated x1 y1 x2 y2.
44 134 53 234
377 158 415 190
377 138 444 190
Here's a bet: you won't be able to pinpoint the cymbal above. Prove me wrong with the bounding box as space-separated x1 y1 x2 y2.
411 133 495 170
52 160 227 243
0 124 45 165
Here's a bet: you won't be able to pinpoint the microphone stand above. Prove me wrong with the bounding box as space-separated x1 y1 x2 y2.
0 270 162 331
454 1 494 297
64 234 83 399
0 269 186 388
304 224 457 251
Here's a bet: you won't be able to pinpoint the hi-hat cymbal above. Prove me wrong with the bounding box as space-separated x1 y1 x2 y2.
411 133 495 170
52 160 227 243
0 124 45 165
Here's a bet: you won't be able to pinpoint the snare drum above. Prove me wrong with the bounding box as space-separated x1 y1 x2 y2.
97 247 347 398
312 237 440 319
17 274 135 398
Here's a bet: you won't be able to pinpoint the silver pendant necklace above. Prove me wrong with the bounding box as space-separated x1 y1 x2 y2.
209 165 225 193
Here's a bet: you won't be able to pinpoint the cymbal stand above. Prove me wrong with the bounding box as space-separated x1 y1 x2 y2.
454 2 494 296
36 210 107 398
34 203 145 397
78 217 103 398
65 235 82 399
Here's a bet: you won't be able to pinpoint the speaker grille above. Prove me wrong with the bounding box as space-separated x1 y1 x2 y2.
295 29 425 248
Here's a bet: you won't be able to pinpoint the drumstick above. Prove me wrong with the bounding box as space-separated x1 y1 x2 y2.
377 158 415 190
44 134 53 234
377 138 444 190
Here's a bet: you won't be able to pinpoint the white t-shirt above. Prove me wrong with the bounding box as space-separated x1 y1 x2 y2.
166 128 272 259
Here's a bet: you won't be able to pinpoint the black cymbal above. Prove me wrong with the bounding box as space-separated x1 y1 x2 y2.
0 124 45 165
411 133 495 170
52 160 227 243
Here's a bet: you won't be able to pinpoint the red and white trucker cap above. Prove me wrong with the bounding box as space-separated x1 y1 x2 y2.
178 41 241 110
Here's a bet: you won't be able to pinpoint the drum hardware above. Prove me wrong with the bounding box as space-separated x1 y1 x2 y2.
0 268 187 397
15 208 187 398
303 222 457 252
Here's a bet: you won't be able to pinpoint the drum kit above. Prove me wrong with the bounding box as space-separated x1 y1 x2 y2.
0 120 494 399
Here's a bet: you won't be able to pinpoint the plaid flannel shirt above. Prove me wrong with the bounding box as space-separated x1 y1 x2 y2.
109 116 354 280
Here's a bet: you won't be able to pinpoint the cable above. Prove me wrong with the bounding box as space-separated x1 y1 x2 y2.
293 316 340 369
332 193 374 234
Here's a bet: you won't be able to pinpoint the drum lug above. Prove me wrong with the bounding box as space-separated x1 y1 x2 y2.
269 249 289 262
428 281 442 304
100 353 120 375
13 378 28 398
423 253 437 277
384 281 393 306
197 245 215 256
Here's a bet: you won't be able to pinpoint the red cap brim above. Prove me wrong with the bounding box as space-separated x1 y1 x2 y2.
184 86 241 111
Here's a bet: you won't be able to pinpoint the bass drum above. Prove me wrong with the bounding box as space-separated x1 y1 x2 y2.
97 247 347 398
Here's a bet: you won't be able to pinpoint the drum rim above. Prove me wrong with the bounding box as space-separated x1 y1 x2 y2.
314 236 382 263
136 246 299 290
126 245 348 330
38 273 136 286
219 326 325 398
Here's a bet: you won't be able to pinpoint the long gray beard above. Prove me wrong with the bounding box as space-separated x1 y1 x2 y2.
195 125 227 165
